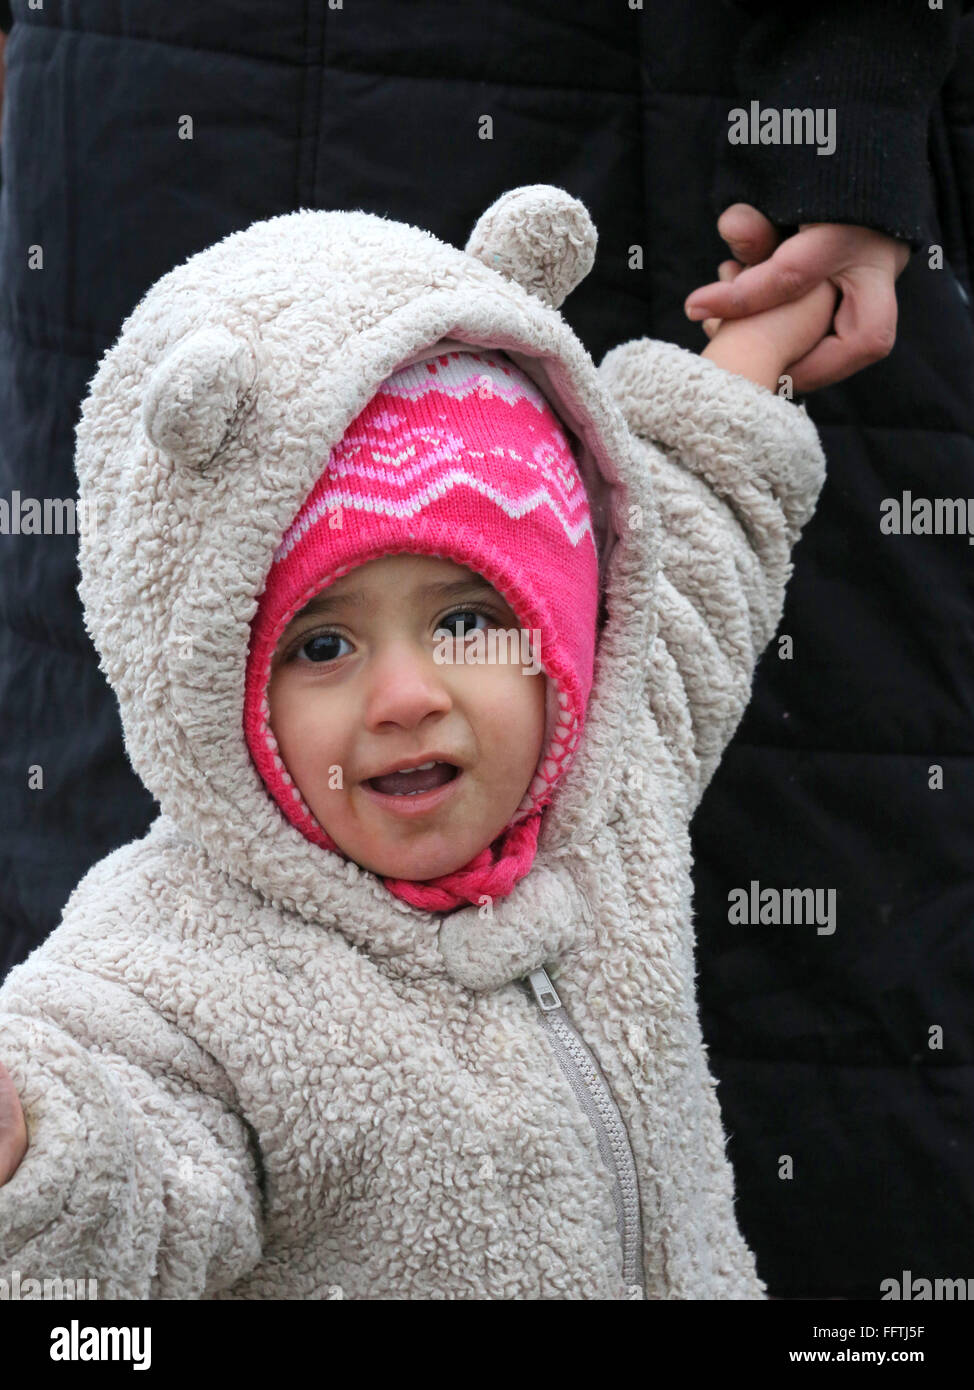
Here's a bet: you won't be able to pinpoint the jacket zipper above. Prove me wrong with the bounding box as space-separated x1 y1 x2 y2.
523 966 645 1297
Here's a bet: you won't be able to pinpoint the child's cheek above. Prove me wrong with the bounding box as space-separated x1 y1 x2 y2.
267 673 318 768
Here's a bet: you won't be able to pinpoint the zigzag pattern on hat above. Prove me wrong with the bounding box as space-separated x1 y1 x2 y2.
274 352 594 563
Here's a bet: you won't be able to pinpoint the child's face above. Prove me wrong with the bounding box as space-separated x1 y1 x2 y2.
267 554 547 883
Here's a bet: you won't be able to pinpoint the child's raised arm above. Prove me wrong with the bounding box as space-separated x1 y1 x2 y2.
598 301 832 811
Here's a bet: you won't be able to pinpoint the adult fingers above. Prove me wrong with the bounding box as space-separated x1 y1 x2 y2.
787 268 900 392
685 225 841 321
701 260 743 339
716 203 782 266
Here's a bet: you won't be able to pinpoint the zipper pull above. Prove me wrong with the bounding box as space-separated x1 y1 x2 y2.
525 966 562 1012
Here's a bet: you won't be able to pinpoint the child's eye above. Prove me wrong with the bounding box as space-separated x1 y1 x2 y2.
283 607 499 666
293 630 353 665
434 608 493 640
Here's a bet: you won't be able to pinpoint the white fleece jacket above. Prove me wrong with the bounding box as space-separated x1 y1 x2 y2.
0 185 826 1299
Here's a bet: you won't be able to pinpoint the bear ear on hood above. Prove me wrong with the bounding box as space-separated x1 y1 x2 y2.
465 184 596 310
141 325 259 472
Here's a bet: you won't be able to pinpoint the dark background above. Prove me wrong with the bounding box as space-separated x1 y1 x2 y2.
1 0 972 1298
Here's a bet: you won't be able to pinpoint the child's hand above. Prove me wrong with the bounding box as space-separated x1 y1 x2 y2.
0 1057 28 1185
688 207 909 391
703 258 839 365
700 260 839 393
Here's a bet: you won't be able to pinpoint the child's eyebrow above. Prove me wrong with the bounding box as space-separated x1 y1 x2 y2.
296 578 497 617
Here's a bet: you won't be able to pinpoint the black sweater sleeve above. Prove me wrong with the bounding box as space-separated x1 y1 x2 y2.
712 0 974 252
0 1 11 36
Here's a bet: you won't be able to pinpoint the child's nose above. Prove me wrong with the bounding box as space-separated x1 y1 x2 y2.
361 640 454 730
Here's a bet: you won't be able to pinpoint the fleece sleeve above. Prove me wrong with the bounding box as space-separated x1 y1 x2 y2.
0 960 264 1298
599 337 826 812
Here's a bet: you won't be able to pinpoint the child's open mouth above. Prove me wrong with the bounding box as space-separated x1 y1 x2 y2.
360 761 462 814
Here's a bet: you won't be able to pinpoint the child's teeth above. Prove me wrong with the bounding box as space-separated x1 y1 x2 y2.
368 761 458 796
393 761 437 782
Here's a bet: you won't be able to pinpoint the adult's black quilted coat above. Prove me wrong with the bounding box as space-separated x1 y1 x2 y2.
0 0 972 1299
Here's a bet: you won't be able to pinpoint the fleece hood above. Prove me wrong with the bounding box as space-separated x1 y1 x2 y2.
73 186 660 987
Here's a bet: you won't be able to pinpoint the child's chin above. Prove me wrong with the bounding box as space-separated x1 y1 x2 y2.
362 839 484 883
379 852 471 882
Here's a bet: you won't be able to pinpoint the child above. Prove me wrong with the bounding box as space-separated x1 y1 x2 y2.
0 185 835 1299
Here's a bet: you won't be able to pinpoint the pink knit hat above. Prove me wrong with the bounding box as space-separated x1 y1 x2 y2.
244 347 599 912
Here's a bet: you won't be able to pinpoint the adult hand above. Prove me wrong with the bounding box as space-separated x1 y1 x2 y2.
684 204 911 393
0 1056 28 1185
